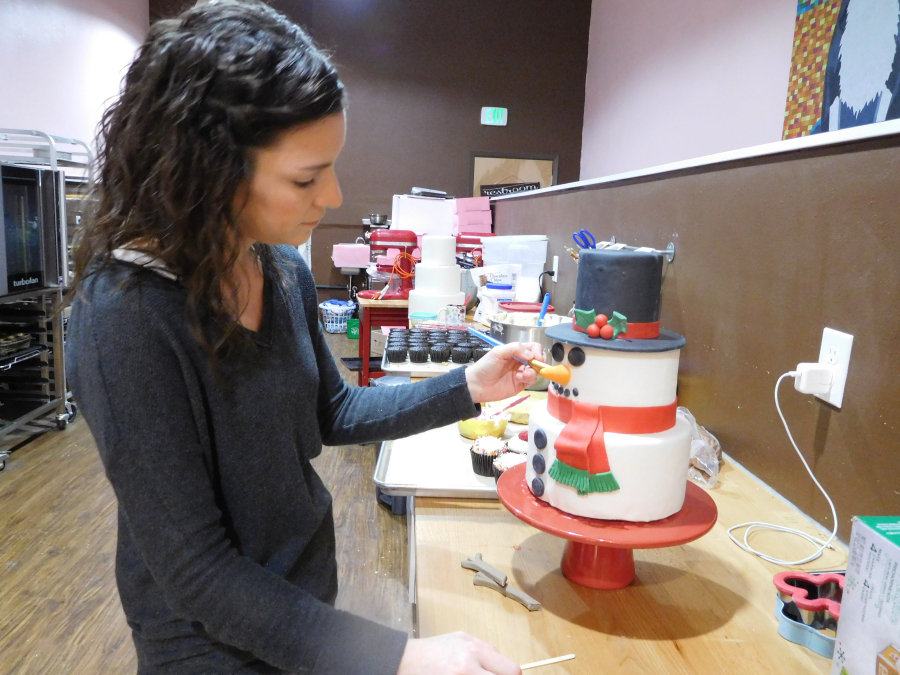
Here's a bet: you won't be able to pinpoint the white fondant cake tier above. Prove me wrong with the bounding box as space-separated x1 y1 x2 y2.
414 263 462 293
549 342 680 407
408 290 466 317
526 402 691 521
420 235 457 267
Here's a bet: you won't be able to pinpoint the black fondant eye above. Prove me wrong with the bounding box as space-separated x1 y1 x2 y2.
532 454 546 474
551 342 565 363
567 347 585 367
572 388 579 397
531 477 545 497
564 389 570 397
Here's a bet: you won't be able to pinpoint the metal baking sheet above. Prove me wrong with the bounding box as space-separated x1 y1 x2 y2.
373 422 526 499
380 351 463 378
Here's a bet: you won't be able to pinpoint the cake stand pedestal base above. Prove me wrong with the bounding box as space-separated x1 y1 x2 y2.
561 541 635 589
497 465 718 590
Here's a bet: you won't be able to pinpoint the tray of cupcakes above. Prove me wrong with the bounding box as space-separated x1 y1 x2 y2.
380 327 491 376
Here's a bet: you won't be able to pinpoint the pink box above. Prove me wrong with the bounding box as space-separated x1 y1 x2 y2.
453 197 490 213
454 210 492 228
453 222 493 235
331 243 370 267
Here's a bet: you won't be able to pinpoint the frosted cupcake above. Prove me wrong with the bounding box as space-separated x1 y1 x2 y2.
493 452 527 484
470 436 507 477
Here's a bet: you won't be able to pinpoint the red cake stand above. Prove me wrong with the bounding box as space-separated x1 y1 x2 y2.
497 464 718 590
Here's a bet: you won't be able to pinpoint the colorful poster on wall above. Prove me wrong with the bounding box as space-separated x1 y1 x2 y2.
783 0 900 139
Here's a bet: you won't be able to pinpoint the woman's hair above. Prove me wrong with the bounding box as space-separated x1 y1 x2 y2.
73 0 345 360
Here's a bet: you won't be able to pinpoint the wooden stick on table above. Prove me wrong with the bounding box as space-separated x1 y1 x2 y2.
520 654 576 670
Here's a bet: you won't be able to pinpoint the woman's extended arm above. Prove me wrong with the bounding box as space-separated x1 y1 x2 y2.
68 291 407 674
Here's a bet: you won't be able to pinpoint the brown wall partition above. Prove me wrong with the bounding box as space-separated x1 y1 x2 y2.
493 135 900 538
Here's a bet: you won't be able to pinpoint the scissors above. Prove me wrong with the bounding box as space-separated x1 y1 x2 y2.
572 229 596 249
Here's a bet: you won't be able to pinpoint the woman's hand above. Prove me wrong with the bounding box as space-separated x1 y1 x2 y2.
464 341 544 404
397 632 521 675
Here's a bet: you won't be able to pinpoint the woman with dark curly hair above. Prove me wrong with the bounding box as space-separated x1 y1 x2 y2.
66 2 536 674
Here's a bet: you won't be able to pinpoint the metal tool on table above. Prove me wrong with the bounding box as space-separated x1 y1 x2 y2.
572 228 596 249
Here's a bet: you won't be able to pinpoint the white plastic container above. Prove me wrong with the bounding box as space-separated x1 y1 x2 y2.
481 235 548 278
473 283 516 324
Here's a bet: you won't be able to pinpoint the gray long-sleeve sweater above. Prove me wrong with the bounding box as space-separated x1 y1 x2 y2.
67 246 480 674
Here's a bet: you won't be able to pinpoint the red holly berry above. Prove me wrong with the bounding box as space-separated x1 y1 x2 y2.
599 324 614 339
595 314 608 328
587 323 601 338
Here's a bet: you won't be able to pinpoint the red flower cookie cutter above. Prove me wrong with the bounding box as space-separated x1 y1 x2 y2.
773 571 843 626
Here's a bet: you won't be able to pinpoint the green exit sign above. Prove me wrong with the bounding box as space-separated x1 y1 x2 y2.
480 107 508 126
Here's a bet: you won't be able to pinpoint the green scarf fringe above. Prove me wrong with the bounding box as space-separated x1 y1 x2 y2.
548 459 620 495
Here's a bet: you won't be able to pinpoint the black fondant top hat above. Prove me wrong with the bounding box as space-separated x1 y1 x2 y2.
545 248 685 352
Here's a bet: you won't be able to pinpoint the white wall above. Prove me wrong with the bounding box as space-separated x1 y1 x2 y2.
580 0 798 179
0 0 149 151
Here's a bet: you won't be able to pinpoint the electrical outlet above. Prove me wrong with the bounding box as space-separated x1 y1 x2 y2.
816 328 853 408
552 255 559 282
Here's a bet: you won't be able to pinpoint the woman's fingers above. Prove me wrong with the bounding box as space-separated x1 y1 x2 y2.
474 639 522 675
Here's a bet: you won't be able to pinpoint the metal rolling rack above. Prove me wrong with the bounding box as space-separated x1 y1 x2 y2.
0 130 89 468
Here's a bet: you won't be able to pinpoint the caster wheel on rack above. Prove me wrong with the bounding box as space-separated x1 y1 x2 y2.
66 403 78 423
0 459 6 472
56 417 68 431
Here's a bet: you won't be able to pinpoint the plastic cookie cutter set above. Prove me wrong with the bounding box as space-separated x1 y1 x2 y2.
773 570 844 658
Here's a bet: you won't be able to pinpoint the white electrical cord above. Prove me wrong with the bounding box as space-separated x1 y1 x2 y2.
727 372 839 566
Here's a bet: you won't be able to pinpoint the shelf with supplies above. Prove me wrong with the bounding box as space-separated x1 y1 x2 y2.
0 129 86 453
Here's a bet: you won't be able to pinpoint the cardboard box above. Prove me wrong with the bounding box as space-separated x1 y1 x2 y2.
832 516 900 675
390 195 455 235
453 196 490 213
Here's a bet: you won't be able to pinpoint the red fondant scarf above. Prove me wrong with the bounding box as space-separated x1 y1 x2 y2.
549 391 678 476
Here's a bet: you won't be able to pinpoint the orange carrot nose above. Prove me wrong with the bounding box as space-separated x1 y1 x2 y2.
540 365 571 386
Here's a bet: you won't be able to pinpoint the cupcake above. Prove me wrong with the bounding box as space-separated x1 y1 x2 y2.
386 346 408 363
446 331 465 342
451 346 471 364
408 346 429 363
493 452 527 483
472 347 490 362
429 344 451 363
470 436 507 477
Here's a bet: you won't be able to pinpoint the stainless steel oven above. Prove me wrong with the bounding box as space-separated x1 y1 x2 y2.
0 165 64 297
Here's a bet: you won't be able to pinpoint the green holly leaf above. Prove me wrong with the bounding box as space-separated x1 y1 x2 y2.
574 308 596 331
609 311 628 338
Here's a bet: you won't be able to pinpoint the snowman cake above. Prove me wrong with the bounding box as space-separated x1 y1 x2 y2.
526 248 692 522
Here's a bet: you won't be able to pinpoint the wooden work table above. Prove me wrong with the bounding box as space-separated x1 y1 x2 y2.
412 459 847 674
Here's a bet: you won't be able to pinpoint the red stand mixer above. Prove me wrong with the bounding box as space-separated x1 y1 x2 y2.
356 229 419 300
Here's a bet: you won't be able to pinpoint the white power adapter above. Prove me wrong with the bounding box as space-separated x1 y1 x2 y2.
791 363 835 395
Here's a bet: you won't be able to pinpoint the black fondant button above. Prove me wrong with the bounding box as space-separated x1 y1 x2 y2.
551 342 565 363
533 429 547 450
532 477 545 497
567 347 586 366
532 454 546 474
